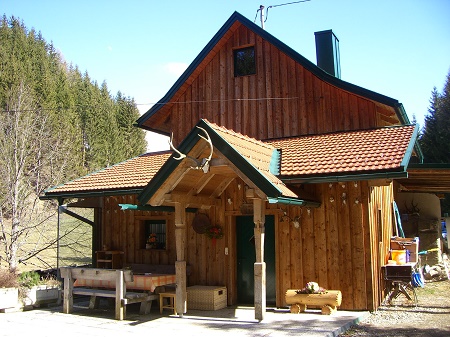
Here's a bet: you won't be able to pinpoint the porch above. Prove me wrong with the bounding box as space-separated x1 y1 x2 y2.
0 298 368 337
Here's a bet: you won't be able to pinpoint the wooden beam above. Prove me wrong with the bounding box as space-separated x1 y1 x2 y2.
66 197 103 208
188 173 215 196
379 114 399 124
253 198 266 321
174 202 187 316
164 192 221 207
149 167 191 206
368 179 392 187
211 177 235 198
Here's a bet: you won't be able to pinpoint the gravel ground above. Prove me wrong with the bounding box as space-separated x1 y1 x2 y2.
339 279 450 337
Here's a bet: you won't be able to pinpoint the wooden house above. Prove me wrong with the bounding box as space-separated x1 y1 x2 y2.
41 12 450 320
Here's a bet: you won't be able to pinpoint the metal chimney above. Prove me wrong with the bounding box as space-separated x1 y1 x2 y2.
314 30 341 79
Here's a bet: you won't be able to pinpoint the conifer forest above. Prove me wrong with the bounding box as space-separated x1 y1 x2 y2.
0 16 147 272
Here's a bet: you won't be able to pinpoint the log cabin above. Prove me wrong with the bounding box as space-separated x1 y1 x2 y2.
41 12 450 320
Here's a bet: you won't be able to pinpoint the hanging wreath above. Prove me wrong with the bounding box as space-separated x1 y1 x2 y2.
205 224 224 246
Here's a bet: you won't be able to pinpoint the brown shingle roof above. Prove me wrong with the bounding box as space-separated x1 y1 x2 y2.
44 151 171 195
266 125 416 177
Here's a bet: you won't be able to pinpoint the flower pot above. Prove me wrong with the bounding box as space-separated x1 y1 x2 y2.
22 285 61 307
0 287 19 311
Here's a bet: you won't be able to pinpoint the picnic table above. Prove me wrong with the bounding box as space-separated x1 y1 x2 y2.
61 267 176 320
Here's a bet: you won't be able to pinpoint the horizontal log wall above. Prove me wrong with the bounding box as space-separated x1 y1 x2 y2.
169 24 386 145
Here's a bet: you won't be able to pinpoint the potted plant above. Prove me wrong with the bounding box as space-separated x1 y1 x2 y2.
18 271 61 308
146 233 157 249
0 269 19 311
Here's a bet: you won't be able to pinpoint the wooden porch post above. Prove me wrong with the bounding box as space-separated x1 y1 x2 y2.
253 198 266 321
174 202 187 316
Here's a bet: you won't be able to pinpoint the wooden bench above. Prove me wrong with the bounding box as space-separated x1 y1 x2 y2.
60 267 157 320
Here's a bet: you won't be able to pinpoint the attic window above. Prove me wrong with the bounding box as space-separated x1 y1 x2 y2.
234 46 256 77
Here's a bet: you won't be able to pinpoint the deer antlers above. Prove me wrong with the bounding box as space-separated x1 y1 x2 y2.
168 126 213 173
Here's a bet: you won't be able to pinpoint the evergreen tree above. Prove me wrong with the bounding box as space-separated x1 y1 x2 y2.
419 70 450 214
420 72 450 163
0 15 147 271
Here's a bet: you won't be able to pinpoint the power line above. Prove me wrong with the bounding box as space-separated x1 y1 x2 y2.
137 96 299 106
271 0 311 8
2 97 301 113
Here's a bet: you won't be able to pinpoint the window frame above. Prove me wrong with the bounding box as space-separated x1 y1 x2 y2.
233 45 256 77
144 219 167 250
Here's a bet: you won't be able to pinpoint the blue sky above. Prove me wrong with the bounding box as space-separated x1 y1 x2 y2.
3 0 450 152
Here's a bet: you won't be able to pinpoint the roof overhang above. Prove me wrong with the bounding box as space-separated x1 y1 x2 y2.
40 188 144 201
398 163 450 193
138 119 318 208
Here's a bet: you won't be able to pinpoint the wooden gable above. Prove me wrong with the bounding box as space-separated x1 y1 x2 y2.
137 12 406 145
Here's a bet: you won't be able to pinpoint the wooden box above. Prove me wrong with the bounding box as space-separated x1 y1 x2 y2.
187 285 227 310
390 237 419 263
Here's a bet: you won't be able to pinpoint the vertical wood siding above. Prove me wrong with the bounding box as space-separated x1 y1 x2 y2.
99 178 393 311
169 24 382 145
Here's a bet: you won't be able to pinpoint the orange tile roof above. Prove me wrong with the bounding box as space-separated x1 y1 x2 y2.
43 124 416 198
266 125 416 177
206 121 297 198
44 151 171 195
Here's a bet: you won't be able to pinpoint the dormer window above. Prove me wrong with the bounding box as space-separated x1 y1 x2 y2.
234 46 256 77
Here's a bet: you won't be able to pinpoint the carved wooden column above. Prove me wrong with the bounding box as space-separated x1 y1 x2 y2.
253 198 266 321
174 202 187 316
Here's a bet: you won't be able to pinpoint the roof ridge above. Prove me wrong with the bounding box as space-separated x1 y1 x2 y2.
204 119 274 151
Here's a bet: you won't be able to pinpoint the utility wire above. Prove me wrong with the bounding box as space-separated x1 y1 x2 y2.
255 0 311 23
1 97 300 113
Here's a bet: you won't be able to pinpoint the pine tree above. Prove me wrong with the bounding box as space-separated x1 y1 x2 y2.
420 72 450 163
419 71 450 214
0 16 147 271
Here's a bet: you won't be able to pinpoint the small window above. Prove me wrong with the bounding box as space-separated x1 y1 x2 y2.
234 46 256 77
145 220 166 249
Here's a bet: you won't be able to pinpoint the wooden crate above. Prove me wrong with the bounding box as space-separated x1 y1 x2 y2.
390 237 419 263
187 285 227 310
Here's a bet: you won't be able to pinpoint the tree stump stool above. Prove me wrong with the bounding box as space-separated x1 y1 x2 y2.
285 289 342 315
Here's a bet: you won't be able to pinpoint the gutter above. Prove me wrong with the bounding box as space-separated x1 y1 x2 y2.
267 197 321 208
39 188 144 201
280 171 408 185
118 204 198 213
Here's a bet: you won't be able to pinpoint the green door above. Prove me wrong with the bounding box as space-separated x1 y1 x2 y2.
236 215 276 305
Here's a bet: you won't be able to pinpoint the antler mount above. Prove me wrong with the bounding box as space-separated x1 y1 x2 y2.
168 126 213 174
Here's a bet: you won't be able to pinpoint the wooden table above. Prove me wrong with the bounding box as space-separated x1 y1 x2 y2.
74 273 176 293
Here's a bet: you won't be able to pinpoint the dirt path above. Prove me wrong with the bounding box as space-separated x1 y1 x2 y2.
339 280 450 337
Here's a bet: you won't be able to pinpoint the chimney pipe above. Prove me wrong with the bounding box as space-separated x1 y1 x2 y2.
314 29 341 79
